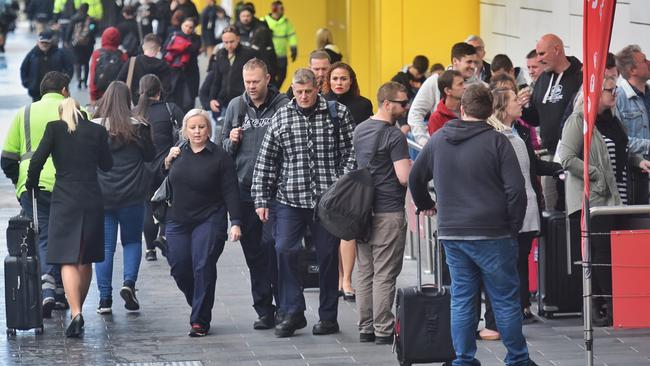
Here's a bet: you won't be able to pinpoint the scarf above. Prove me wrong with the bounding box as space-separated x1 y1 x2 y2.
595 109 628 181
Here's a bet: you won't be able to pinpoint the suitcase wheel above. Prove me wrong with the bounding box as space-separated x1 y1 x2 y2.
545 311 555 319
6 328 16 336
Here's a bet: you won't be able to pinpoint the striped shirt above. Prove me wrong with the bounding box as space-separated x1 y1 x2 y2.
604 137 628 204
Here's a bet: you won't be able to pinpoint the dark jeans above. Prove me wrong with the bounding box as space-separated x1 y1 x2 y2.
239 200 277 317
276 57 288 88
20 190 62 300
274 202 339 321
484 231 536 330
165 209 228 327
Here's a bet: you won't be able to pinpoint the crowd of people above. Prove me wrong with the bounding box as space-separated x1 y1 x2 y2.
3 1 650 365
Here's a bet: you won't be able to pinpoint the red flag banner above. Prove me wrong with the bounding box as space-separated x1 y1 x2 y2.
582 0 616 249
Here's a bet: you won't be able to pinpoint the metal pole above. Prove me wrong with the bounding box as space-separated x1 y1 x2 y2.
424 214 434 274
415 210 422 292
404 229 415 260
583 200 593 366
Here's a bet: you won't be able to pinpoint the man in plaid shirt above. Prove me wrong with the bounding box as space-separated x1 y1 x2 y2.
252 68 355 337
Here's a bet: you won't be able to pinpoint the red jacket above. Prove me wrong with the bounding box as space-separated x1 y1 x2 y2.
428 98 458 135
89 27 128 101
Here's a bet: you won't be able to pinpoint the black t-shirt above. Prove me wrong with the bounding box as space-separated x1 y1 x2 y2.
353 119 410 213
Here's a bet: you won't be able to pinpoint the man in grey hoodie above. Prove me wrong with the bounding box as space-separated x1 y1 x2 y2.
410 84 533 366
222 58 289 330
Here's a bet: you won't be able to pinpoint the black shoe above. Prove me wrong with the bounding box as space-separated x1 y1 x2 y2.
522 308 537 325
254 312 275 330
65 314 84 338
375 334 394 345
54 289 69 310
120 282 140 311
274 312 307 337
96 298 112 314
343 292 356 302
145 249 157 261
312 320 339 335
42 297 55 319
188 323 209 337
275 311 285 325
154 236 167 257
359 332 375 343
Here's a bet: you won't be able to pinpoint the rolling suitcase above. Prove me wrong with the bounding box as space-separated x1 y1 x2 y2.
5 191 43 335
7 212 37 257
536 210 582 318
395 211 455 365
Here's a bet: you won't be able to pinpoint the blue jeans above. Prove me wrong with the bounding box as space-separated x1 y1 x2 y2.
165 208 228 327
443 238 529 366
95 203 145 300
20 191 62 301
274 203 339 321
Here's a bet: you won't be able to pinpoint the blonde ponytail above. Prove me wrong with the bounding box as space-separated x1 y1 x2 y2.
58 98 81 133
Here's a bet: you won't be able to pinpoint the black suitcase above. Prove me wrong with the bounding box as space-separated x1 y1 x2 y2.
537 210 582 318
7 213 37 257
298 229 319 289
4 191 44 335
395 212 455 365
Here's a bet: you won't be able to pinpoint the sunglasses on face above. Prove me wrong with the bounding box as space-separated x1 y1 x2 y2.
389 99 409 107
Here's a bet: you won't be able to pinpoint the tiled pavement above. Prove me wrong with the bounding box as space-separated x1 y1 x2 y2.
3 19 650 366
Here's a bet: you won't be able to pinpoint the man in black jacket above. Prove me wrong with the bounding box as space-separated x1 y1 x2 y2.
409 84 531 366
20 31 74 101
207 26 257 117
117 33 172 105
221 58 289 330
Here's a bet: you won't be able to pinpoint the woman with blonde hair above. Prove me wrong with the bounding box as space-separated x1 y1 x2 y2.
27 97 113 337
163 109 242 337
316 28 342 63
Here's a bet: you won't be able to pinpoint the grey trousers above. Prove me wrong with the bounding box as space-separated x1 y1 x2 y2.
356 211 407 337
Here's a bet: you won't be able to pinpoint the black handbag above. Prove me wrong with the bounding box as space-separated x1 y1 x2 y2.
151 176 172 224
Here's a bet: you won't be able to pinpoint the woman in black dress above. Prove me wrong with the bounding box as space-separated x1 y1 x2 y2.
27 97 113 337
322 61 373 301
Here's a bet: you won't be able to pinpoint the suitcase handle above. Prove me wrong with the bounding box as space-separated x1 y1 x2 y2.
415 210 445 294
31 189 39 235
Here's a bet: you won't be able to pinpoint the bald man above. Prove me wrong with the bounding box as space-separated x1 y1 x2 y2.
522 34 582 210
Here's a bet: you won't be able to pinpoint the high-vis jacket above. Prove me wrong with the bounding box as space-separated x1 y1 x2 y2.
262 14 297 58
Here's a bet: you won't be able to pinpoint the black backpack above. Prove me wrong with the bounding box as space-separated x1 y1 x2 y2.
94 49 124 91
317 124 388 241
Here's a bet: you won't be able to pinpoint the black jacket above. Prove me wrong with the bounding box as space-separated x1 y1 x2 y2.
325 91 373 126
207 44 258 107
235 18 267 47
96 119 155 210
409 119 526 238
20 46 74 100
522 56 583 153
117 55 173 105
221 86 289 200
116 18 141 57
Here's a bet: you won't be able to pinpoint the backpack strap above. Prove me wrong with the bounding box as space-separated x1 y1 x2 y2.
362 124 389 169
236 96 247 128
326 100 340 153
22 104 33 161
126 56 136 91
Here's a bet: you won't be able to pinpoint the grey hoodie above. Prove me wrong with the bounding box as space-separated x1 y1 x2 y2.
409 119 527 238
221 86 289 201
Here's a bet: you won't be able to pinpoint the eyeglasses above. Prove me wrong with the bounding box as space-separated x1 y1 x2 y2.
603 86 618 96
388 99 410 107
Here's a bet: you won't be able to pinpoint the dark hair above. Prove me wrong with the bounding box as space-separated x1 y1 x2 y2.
133 74 162 117
412 55 429 74
461 84 493 120
251 27 274 55
488 73 517 92
171 10 185 27
240 4 254 15
309 50 330 63
271 1 283 11
94 81 139 143
606 52 617 69
526 49 537 59
40 71 70 97
451 42 476 62
122 5 136 17
491 54 514 74
322 62 360 97
78 3 89 13
438 69 463 97
377 81 407 106
222 25 240 36
430 63 445 73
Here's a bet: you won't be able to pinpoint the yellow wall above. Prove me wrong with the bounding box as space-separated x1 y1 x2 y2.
195 0 479 99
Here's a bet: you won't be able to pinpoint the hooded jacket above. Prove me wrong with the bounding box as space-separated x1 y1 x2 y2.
409 119 527 238
428 97 457 135
207 44 258 108
20 45 74 99
523 56 583 153
117 54 173 105
89 27 128 101
221 86 289 201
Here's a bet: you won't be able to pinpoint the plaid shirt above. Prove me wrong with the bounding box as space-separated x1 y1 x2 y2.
252 96 356 209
